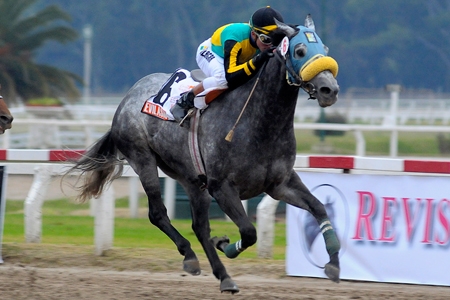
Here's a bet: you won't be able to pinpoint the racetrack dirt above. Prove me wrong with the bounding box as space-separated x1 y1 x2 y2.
2 175 450 299
1 244 449 300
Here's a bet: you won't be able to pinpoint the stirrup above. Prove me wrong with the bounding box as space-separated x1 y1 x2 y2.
178 108 195 127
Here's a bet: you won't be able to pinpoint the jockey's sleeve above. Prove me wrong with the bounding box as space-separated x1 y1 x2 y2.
223 40 260 89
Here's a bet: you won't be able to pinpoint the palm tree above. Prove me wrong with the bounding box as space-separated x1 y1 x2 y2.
0 0 82 104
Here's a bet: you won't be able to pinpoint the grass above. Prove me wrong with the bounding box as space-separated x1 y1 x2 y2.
294 129 445 157
3 198 287 260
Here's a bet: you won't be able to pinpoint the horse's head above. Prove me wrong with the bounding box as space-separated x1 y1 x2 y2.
0 85 14 134
274 15 339 107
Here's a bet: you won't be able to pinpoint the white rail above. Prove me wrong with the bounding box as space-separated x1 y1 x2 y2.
4 119 450 157
4 162 172 256
293 123 450 157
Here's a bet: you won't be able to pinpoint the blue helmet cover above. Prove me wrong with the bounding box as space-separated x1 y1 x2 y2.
289 25 327 75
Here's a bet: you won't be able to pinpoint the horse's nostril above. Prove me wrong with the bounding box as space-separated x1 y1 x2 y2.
0 115 13 124
319 87 332 95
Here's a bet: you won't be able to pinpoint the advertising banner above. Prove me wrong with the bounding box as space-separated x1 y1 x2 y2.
0 166 5 263
286 172 450 286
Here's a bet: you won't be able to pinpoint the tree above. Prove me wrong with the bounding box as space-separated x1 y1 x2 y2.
32 0 450 95
0 0 82 104
330 0 450 92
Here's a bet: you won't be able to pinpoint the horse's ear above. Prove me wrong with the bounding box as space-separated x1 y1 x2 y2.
304 14 316 31
274 18 298 38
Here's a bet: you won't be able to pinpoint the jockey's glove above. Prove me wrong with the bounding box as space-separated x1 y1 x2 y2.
252 46 276 67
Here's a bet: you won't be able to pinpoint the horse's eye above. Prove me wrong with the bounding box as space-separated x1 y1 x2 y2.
323 44 329 55
294 43 307 59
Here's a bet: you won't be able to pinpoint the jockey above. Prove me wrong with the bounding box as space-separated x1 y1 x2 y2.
170 6 284 122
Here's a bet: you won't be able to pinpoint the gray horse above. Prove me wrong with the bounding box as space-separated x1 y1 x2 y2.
66 17 341 293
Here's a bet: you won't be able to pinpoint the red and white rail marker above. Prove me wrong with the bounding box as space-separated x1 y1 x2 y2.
2 149 450 174
0 149 85 162
295 155 450 174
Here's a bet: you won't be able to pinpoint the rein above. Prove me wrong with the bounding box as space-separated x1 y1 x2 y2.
225 45 320 142
225 60 269 142
274 50 317 100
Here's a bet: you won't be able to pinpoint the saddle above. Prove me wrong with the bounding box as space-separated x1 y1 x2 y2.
141 68 225 121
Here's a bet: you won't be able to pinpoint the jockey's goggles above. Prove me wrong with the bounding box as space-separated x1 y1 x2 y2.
254 31 272 45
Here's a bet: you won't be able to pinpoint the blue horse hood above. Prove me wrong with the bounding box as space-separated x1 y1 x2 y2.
290 25 327 65
287 25 338 82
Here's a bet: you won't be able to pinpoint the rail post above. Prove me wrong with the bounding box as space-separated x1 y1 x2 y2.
94 185 115 255
164 177 176 220
24 165 53 243
386 84 402 157
256 195 279 258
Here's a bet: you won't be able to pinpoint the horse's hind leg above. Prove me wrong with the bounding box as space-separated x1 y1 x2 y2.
269 170 341 283
128 159 201 275
183 183 239 293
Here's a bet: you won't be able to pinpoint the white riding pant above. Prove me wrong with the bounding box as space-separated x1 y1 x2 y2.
195 38 228 90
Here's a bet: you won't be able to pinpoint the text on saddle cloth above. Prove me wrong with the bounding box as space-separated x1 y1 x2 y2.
141 68 223 121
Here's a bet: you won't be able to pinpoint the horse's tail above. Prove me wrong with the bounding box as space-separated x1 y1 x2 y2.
64 130 123 203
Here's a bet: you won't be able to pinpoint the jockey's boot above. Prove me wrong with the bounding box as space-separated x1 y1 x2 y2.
170 90 195 123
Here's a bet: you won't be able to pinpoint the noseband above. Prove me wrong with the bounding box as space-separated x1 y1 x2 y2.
274 50 317 100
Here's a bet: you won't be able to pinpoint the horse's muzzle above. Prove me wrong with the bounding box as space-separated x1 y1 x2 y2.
0 114 13 134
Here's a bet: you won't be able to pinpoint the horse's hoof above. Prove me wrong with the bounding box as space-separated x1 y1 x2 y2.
324 252 340 283
220 277 239 294
210 236 230 253
183 259 201 276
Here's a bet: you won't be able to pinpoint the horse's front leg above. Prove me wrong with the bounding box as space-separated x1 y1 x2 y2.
269 170 341 283
184 185 239 294
208 179 257 259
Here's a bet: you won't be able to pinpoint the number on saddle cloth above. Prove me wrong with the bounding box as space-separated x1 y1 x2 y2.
141 68 225 121
141 68 214 120
141 68 198 121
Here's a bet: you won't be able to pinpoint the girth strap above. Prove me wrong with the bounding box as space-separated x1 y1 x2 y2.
188 109 207 190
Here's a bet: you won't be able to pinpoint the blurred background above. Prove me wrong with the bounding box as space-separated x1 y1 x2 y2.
33 0 450 95
2 0 450 155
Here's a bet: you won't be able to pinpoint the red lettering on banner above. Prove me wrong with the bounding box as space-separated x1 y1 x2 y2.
352 191 376 240
402 198 422 241
379 197 397 242
421 198 434 244
435 199 450 245
352 192 450 246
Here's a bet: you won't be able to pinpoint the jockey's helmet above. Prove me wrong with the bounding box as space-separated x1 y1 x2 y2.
249 6 284 34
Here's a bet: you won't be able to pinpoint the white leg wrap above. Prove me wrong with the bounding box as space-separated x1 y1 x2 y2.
320 220 333 234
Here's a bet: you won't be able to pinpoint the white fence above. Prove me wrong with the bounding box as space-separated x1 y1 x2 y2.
4 150 450 257
295 90 450 125
1 119 110 149
4 119 450 157
295 98 450 125
3 158 171 256
6 88 450 155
